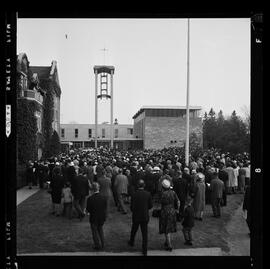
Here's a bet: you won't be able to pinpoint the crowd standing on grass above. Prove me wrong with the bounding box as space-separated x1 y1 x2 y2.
24 146 251 255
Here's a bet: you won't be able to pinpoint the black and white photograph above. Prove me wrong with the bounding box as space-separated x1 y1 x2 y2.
3 12 263 266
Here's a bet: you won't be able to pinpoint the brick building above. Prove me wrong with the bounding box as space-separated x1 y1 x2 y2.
133 106 202 149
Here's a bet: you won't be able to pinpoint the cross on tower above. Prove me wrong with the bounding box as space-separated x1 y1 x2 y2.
100 47 108 65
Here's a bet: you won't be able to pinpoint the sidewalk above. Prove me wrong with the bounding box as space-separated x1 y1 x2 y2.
17 186 40 206
18 247 222 256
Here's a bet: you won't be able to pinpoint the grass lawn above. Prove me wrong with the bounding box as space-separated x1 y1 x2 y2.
17 190 243 254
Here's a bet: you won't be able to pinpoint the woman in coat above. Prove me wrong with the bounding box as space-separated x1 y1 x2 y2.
192 173 205 221
159 179 180 251
50 166 64 216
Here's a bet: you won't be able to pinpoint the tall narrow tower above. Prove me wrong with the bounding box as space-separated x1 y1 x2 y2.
93 65 115 149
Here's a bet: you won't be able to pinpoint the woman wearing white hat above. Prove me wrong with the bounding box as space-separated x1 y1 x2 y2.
193 173 205 221
159 179 180 251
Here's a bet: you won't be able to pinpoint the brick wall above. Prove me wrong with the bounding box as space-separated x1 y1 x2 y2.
144 116 202 149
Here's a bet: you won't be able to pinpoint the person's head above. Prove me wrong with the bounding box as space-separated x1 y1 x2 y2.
137 179 145 189
186 196 193 206
211 172 219 180
197 172 205 182
184 167 190 174
92 182 100 193
161 179 171 190
175 170 182 178
125 169 130 176
64 182 71 188
118 168 123 174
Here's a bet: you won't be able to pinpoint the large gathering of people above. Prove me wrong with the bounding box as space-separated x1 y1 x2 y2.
24 146 251 255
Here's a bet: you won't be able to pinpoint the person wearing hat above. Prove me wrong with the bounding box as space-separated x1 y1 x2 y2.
192 173 205 221
159 179 180 251
128 179 153 256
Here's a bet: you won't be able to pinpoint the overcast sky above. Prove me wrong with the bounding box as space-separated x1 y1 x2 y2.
17 18 250 124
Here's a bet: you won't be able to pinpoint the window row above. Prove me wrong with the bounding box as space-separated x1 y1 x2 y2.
61 128 133 138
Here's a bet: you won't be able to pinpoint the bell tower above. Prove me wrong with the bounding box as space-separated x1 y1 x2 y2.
93 65 115 149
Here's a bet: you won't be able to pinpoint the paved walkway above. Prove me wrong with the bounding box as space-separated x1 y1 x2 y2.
223 202 250 256
16 188 249 256
17 186 40 206
18 247 222 256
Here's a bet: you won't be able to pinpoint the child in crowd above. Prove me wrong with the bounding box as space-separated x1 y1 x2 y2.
62 182 73 219
182 196 195 246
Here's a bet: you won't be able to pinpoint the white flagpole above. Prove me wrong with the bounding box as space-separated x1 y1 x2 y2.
185 18 190 167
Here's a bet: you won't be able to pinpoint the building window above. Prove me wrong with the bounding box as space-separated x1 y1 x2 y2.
115 128 118 138
127 128 133 135
61 128 65 138
88 129 92 138
102 128 105 138
75 128 78 138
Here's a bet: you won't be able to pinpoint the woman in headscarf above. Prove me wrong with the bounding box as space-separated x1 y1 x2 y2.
192 173 205 221
159 179 180 251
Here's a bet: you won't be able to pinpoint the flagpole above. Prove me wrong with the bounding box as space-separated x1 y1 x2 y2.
185 18 190 167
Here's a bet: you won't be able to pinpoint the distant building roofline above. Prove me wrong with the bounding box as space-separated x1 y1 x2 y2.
132 105 202 119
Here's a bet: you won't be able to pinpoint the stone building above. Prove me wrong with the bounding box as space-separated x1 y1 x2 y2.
31 61 61 135
133 106 202 149
17 52 61 160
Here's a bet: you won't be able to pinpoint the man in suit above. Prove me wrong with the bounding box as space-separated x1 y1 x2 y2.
128 179 153 256
73 169 90 220
172 170 188 221
210 172 225 218
86 182 107 250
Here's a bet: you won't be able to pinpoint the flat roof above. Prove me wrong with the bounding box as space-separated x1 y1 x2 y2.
93 65 115 74
132 106 202 119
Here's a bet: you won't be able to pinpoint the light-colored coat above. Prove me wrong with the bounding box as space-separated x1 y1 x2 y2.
114 174 128 195
193 181 205 212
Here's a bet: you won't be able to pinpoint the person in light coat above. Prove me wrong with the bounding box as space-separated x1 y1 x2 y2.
114 168 129 214
192 173 205 221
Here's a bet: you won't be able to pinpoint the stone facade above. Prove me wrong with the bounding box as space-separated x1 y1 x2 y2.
144 116 202 149
132 106 202 150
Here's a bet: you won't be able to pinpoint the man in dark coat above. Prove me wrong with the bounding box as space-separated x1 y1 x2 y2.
182 196 195 245
210 172 225 218
128 179 153 256
172 170 188 221
86 182 107 250
73 169 90 220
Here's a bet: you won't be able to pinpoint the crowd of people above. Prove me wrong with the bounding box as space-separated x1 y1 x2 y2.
24 146 251 255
